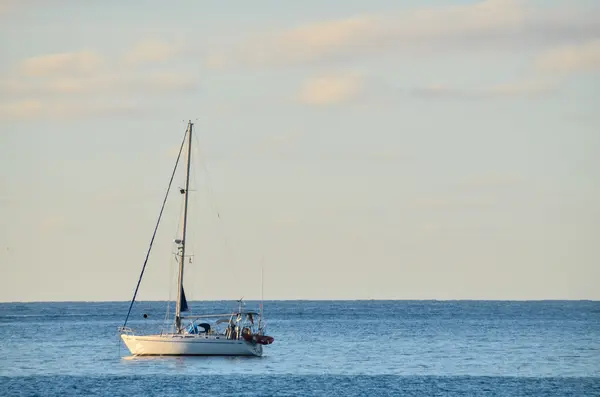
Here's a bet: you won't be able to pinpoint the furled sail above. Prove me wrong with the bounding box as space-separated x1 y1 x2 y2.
180 286 189 312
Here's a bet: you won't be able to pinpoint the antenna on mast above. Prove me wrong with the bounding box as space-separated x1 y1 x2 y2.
259 255 265 329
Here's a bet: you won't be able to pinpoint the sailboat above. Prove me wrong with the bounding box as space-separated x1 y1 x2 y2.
118 120 274 356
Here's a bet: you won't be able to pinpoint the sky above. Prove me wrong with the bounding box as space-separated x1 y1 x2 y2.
0 0 599 302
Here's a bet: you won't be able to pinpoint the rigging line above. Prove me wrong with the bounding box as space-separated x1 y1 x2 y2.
163 253 175 330
122 127 188 328
193 132 238 275
188 142 207 300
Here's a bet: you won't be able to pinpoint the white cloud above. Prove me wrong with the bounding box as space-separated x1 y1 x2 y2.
124 39 184 64
0 99 150 121
410 78 556 100
0 99 44 119
19 51 102 77
252 16 375 66
412 195 495 210
0 0 31 16
0 0 16 15
209 0 598 102
0 39 200 121
0 70 198 120
1 0 80 18
535 38 600 74
37 214 67 234
2 72 197 98
459 175 527 190
404 35 599 101
297 73 363 105
292 72 556 105
207 0 599 69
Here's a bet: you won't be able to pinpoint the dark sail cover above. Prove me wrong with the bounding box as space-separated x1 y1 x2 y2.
180 287 189 312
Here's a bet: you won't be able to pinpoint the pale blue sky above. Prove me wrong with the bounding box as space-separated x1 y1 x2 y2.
1 0 599 302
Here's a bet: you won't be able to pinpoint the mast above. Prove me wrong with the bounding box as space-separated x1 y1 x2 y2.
175 120 193 332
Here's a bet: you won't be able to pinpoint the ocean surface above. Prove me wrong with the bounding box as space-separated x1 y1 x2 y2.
1 300 599 396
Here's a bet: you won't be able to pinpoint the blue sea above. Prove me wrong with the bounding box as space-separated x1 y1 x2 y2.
1 300 599 396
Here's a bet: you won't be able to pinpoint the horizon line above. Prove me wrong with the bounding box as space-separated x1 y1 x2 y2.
1 298 598 304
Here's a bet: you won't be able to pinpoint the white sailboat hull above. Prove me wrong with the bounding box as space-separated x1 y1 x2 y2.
121 334 263 357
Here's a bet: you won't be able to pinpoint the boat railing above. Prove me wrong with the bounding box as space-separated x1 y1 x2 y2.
118 326 135 335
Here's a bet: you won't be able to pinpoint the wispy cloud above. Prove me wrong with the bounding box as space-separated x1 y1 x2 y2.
412 195 496 211
297 73 363 105
244 16 375 67
207 0 599 70
1 0 74 18
406 36 599 101
457 175 528 190
293 73 557 105
19 51 102 77
211 0 598 102
535 38 600 75
37 214 67 234
0 0 30 16
410 78 557 100
0 41 199 121
2 72 198 98
2 0 598 119
124 39 185 65
0 99 150 121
